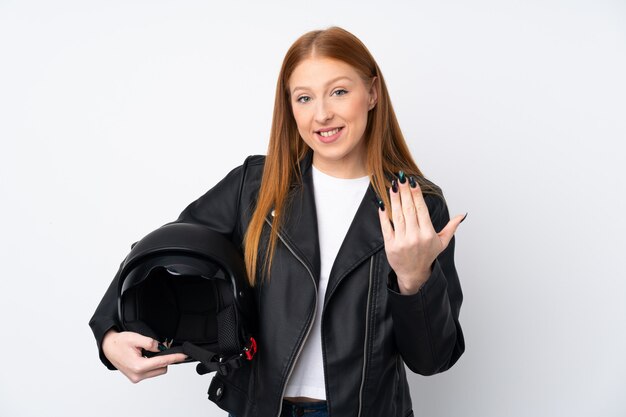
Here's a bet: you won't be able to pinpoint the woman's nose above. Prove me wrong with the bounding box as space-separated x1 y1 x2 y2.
314 100 333 122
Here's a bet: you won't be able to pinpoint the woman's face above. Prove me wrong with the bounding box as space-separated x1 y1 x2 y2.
288 57 377 178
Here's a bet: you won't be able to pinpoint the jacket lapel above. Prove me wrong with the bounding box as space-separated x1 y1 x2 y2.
266 151 386 300
266 152 321 285
324 184 384 308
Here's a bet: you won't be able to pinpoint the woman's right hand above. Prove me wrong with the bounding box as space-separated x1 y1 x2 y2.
102 329 188 383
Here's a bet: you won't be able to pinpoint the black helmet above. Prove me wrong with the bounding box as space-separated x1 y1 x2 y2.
117 222 257 376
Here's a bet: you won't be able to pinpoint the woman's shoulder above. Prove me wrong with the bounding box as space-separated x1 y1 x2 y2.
243 154 266 167
228 155 266 201
414 175 445 203
240 154 266 184
221 154 266 182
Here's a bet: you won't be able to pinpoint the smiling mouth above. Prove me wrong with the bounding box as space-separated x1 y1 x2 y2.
317 127 343 137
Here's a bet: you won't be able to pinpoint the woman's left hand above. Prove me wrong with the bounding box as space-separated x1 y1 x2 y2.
378 173 466 295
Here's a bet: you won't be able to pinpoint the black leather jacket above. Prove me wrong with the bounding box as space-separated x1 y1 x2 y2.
89 152 464 417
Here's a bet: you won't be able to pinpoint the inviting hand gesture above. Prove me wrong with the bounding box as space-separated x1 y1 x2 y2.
378 171 466 295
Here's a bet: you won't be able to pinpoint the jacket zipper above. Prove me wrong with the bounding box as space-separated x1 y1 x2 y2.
265 219 318 417
357 256 374 417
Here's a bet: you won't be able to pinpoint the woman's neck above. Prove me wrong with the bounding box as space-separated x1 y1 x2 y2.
311 153 368 179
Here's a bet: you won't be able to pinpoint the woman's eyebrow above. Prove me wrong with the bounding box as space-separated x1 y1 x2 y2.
291 76 353 94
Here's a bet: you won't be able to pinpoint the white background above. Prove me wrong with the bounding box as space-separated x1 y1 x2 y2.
1 1 625 416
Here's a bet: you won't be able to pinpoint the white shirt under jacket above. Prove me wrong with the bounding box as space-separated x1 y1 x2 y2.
283 164 371 400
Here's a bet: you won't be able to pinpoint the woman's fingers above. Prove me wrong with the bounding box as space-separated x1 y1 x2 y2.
389 180 405 236
143 353 188 370
380 174 424 242
103 330 186 384
132 332 160 353
437 213 468 250
379 172 467 292
399 177 419 235
409 177 432 230
378 199 395 243
129 367 168 384
125 352 187 384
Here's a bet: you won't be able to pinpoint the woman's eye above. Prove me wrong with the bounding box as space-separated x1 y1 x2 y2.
296 90 346 103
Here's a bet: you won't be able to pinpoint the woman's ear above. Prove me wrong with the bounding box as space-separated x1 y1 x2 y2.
368 76 378 110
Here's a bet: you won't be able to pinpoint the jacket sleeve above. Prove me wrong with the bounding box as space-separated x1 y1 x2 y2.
88 156 255 370
386 193 465 376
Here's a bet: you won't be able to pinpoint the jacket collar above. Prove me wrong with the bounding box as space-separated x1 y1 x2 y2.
268 151 385 299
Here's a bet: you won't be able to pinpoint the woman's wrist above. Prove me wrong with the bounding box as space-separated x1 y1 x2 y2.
102 328 119 352
396 267 431 295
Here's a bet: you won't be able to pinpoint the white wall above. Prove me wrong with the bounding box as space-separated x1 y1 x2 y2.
1 1 624 416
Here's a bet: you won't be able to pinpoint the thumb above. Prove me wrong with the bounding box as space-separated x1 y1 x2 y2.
438 212 467 250
132 333 160 353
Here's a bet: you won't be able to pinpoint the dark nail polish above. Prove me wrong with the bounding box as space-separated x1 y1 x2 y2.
398 171 406 184
377 199 385 211
409 176 417 188
460 212 468 223
391 179 398 193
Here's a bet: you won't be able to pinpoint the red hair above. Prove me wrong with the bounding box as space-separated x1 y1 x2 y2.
244 26 442 285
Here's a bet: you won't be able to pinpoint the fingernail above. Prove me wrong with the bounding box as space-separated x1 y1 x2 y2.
377 199 385 211
409 176 417 188
391 179 398 193
460 212 468 223
398 171 406 184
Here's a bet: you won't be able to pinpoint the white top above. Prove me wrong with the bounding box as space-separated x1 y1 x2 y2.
283 165 371 400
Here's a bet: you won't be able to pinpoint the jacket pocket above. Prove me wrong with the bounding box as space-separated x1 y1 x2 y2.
208 364 253 416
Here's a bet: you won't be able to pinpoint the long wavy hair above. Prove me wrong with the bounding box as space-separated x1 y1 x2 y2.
243 26 442 286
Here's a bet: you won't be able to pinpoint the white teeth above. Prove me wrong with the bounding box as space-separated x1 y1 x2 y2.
319 127 340 137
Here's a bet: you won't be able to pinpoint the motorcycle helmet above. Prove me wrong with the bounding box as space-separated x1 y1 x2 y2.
117 222 257 376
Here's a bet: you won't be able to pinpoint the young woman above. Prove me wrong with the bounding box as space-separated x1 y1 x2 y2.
90 26 466 417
